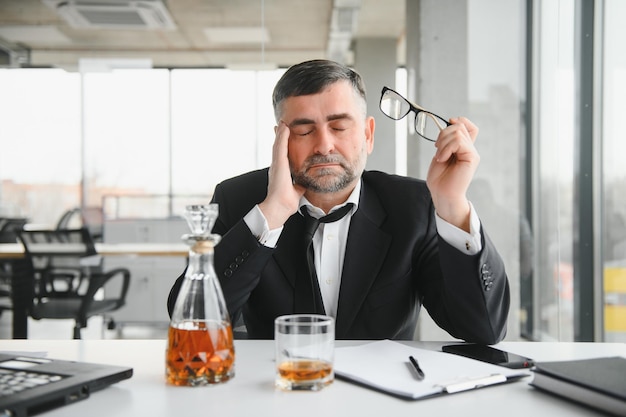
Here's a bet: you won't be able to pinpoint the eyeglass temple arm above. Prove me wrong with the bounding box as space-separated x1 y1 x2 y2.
424 112 448 131
406 98 448 131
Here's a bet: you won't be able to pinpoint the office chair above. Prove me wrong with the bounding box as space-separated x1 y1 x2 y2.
55 208 81 230
56 207 104 242
0 218 28 317
0 218 28 243
17 228 131 339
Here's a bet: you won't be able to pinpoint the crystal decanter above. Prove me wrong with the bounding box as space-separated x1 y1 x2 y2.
166 204 235 386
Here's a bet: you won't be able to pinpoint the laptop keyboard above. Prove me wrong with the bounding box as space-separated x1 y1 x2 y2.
0 368 64 397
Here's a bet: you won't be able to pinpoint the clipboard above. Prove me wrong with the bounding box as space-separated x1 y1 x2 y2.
334 340 530 400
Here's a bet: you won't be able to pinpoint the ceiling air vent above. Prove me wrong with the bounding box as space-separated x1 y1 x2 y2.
0 39 30 68
42 0 177 30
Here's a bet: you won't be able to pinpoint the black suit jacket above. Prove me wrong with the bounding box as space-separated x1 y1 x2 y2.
168 169 510 343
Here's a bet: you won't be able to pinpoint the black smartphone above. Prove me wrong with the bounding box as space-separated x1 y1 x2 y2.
442 343 534 369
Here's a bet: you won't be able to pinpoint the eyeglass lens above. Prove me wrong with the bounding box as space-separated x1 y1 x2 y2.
415 112 446 142
380 88 446 142
380 89 410 120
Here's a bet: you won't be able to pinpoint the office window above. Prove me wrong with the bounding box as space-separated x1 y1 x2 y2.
0 68 286 225
82 69 171 218
466 0 526 341
0 69 81 225
602 0 626 342
532 0 575 341
170 69 284 197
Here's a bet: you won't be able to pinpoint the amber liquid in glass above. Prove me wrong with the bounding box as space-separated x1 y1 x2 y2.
277 360 333 383
166 321 235 386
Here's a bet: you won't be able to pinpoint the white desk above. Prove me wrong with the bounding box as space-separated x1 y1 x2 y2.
1 340 624 417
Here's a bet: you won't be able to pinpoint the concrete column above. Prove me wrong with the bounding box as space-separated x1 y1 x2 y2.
406 0 523 341
406 0 470 341
406 0 468 179
354 37 398 173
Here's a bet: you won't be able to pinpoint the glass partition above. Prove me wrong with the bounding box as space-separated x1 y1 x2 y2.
602 0 626 342
532 0 575 341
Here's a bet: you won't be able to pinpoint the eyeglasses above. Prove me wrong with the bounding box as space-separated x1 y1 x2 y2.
379 86 450 142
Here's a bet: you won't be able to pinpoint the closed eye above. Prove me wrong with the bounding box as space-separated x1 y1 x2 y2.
291 125 314 136
330 120 353 132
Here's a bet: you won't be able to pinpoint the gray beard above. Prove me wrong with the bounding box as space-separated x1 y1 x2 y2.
291 155 358 193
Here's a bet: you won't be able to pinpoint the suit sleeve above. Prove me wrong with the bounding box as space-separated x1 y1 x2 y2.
421 227 510 344
213 220 276 319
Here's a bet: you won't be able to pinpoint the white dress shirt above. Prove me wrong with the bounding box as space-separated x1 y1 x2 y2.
243 179 482 317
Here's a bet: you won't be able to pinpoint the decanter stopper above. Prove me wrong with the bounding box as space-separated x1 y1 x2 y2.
184 204 217 236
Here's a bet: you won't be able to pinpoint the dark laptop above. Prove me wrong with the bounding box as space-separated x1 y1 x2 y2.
0 353 133 417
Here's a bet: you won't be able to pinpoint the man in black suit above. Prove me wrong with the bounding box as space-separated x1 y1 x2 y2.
168 59 510 343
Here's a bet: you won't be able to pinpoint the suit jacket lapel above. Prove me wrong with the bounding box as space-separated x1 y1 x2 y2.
335 183 391 337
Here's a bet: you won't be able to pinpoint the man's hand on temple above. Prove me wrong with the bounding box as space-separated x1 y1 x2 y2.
259 121 305 230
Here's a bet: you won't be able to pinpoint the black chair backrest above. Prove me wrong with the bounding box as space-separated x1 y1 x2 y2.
56 208 81 230
17 228 100 298
18 228 97 257
55 208 104 242
0 218 28 243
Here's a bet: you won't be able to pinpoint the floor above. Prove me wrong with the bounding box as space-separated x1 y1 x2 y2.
0 309 168 340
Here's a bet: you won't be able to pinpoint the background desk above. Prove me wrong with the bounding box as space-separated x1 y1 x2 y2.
1 340 625 417
0 243 188 259
0 243 188 338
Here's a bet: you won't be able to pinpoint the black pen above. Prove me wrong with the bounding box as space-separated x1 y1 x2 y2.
408 355 425 380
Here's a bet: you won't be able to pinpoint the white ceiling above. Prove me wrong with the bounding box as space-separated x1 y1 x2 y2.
0 0 405 70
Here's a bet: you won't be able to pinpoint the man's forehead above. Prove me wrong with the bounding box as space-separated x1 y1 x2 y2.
283 94 360 120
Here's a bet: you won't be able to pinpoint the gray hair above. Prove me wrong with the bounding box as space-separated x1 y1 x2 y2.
272 59 367 121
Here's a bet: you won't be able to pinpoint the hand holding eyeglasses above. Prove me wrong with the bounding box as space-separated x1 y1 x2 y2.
379 87 480 232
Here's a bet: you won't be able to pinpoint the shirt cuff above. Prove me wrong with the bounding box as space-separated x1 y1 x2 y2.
243 205 283 248
435 201 483 255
